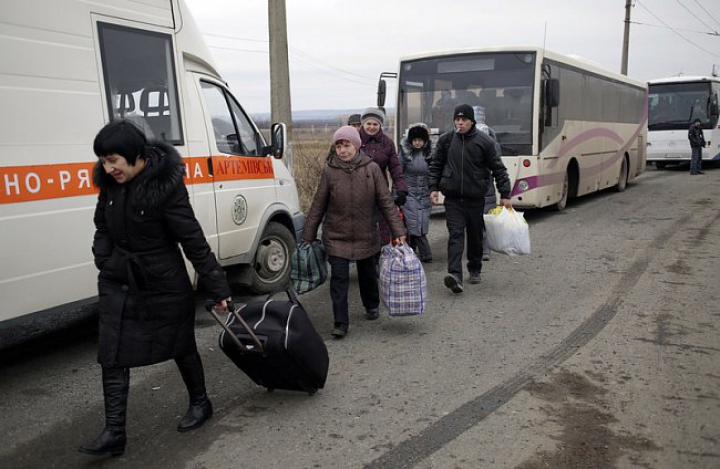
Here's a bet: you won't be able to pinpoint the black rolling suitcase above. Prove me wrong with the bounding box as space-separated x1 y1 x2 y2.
206 288 329 394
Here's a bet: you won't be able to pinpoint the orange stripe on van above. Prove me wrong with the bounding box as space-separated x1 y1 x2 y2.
1 155 276 204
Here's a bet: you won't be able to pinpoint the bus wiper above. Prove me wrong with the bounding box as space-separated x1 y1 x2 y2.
500 144 519 156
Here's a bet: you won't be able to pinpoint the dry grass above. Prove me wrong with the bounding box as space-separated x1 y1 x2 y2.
283 121 396 213
289 126 334 213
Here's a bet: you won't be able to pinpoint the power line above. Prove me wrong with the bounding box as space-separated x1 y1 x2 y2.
674 0 718 35
204 42 376 88
629 20 719 36
635 0 720 59
202 31 375 83
203 32 267 43
692 0 720 29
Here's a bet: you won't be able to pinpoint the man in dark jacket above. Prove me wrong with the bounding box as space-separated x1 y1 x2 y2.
688 118 706 175
428 104 512 293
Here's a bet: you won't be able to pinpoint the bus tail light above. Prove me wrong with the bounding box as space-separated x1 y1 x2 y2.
522 159 531 167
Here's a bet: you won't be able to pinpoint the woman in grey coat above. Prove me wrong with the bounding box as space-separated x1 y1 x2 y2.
398 123 433 262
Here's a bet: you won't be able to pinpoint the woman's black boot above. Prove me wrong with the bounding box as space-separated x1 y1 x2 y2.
79 367 129 456
175 351 213 432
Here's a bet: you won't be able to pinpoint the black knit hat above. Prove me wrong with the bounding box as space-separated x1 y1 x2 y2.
407 125 429 143
453 104 476 123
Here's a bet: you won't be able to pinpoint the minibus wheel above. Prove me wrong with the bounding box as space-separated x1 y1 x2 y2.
249 221 296 293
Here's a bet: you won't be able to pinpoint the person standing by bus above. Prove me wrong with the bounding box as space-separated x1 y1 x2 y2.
80 120 231 456
688 118 706 175
428 104 512 293
399 123 434 263
359 107 408 245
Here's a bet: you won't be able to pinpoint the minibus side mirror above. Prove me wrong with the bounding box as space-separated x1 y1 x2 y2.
270 122 286 159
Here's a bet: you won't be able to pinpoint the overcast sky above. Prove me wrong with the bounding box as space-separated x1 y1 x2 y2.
183 0 720 114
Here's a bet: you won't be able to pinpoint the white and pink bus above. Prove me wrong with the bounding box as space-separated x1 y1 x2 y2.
380 46 647 210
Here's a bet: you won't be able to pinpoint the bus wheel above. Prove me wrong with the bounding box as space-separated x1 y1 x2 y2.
552 171 569 211
249 221 295 294
615 157 628 192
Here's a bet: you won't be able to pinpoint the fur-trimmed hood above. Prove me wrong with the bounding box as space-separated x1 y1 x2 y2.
400 123 432 161
93 141 185 207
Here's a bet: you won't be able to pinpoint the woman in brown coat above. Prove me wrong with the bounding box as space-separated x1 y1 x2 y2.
302 126 406 338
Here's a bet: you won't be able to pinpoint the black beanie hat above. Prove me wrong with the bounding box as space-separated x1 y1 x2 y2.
453 104 476 123
407 125 429 143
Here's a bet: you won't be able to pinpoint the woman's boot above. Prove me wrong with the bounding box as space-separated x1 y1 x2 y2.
175 350 213 432
79 367 129 456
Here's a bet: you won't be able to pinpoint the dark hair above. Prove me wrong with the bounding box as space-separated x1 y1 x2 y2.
93 120 148 165
693 118 702 124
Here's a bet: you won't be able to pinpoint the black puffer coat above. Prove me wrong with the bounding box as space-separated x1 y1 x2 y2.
92 142 231 368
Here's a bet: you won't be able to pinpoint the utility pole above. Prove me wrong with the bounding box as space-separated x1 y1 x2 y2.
268 0 293 170
621 0 632 75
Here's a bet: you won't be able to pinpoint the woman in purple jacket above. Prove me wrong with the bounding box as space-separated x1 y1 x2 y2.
359 107 408 245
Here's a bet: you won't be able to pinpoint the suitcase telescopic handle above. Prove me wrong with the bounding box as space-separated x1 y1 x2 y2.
205 300 266 353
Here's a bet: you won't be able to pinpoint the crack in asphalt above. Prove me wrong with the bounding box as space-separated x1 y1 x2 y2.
365 209 713 469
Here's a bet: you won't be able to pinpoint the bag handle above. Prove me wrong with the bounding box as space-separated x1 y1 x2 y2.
265 285 300 305
205 300 265 353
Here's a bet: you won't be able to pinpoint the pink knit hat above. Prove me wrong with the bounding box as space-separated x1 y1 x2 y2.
332 125 362 149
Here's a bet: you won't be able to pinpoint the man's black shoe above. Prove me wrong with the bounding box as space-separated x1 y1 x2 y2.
443 274 464 294
365 308 380 320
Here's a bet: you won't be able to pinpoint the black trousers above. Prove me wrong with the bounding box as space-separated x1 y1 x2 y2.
444 196 484 282
328 255 379 327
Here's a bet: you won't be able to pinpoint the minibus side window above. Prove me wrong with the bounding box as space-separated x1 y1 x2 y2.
201 82 262 156
97 22 184 144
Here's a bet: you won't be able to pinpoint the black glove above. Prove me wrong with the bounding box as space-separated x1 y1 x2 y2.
394 191 407 207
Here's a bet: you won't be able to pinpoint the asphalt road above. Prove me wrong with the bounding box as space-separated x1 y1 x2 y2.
1 164 719 469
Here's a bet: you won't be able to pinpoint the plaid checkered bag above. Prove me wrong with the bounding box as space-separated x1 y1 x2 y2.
379 243 427 317
290 240 328 294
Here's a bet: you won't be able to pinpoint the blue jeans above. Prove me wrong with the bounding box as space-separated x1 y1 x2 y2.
691 146 703 173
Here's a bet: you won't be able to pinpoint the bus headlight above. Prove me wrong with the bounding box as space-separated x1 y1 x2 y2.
517 180 530 192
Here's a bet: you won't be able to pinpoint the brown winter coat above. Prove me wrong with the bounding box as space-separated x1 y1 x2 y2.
92 142 231 368
302 152 406 260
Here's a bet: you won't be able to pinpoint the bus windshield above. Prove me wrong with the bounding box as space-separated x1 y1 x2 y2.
397 52 536 155
648 81 714 130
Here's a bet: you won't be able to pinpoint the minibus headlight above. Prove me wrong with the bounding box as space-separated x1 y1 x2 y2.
518 180 530 192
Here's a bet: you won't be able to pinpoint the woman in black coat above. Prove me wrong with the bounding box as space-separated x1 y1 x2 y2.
79 120 231 457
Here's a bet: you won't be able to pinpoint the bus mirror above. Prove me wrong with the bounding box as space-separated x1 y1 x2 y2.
376 72 398 108
270 122 286 159
377 79 387 108
710 101 719 117
545 79 560 107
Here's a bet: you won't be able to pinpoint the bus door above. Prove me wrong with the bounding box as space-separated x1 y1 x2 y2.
195 78 276 261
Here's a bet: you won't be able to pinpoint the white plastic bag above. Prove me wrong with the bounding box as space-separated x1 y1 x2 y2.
483 207 531 256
